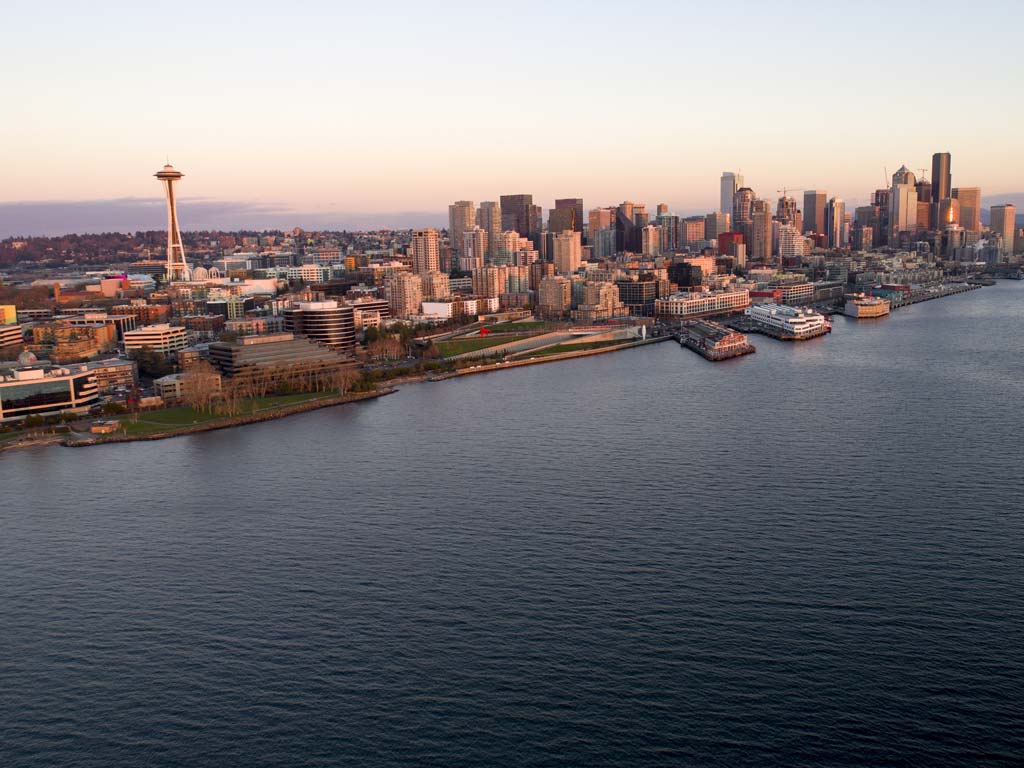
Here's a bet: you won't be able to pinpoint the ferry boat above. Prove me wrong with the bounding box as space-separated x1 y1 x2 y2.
744 303 831 339
844 293 891 318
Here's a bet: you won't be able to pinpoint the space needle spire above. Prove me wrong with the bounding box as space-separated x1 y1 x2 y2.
154 163 189 282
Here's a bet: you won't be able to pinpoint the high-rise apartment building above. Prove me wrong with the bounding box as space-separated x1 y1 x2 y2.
448 201 475 260
952 187 981 232
460 227 488 272
410 228 440 274
537 276 572 318
471 266 505 299
778 224 810 260
720 172 743 215
803 190 827 235
384 272 424 319
422 271 451 300
476 201 502 258
990 204 1017 256
552 230 583 274
640 225 660 257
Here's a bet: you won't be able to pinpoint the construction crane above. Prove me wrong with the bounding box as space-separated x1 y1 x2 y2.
776 187 809 199
917 168 929 183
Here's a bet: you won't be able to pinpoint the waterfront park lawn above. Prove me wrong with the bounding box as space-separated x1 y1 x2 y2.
485 321 549 332
435 334 529 357
115 391 337 436
526 340 629 357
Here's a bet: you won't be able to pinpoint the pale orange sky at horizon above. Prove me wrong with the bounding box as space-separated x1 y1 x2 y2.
2 0 1021 217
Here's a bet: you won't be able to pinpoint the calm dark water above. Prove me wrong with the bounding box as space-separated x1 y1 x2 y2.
2 282 1023 767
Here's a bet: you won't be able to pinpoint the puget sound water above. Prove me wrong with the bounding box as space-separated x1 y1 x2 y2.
2 282 1022 767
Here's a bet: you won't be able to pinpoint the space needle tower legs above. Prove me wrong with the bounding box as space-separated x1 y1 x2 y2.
154 164 189 282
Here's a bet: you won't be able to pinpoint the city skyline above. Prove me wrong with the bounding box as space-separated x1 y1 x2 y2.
2 0 1022 230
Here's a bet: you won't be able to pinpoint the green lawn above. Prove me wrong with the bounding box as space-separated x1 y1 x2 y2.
436 334 529 357
485 321 549 332
116 391 336 436
527 340 629 357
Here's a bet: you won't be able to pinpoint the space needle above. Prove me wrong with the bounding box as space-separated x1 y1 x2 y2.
155 163 189 282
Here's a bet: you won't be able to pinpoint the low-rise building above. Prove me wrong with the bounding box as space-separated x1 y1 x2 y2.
681 320 754 360
207 333 356 381
153 372 222 402
0 364 100 422
0 324 24 355
655 288 750 319
122 324 189 355
86 358 138 393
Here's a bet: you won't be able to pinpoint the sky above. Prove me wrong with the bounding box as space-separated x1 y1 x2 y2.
1 0 1022 235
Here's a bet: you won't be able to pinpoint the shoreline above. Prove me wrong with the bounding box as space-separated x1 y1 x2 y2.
0 389 395 454
1 283 996 455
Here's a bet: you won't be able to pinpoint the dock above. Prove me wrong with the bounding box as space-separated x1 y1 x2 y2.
674 319 756 361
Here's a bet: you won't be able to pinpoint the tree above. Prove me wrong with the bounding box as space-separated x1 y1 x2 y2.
180 361 222 414
129 346 171 378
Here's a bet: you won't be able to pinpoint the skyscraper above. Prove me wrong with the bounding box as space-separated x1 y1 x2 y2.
938 198 961 228
990 204 1017 256
750 199 772 261
892 165 917 186
931 152 951 204
889 183 919 241
825 198 846 249
802 190 827 235
500 194 538 242
733 188 755 231
776 196 799 227
155 164 188 282
448 201 475 260
553 198 584 232
410 229 440 274
720 172 743 215
704 211 730 240
952 187 981 232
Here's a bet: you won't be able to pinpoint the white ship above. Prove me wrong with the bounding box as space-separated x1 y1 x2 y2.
745 303 830 339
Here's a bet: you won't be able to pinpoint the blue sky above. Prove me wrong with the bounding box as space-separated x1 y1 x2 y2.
1 0 1021 234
